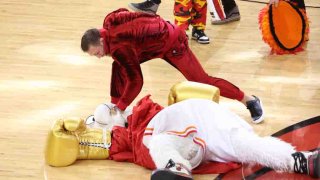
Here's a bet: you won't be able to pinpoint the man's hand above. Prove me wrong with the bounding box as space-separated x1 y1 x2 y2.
111 106 127 127
110 106 122 116
269 0 279 7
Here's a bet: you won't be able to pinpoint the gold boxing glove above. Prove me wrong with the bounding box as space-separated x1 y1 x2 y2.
168 81 220 105
45 118 111 167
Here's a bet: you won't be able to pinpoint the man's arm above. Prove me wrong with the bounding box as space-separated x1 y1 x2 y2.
269 0 279 7
110 61 127 105
111 46 143 111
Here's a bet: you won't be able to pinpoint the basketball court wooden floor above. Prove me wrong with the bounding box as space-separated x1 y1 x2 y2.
0 0 319 179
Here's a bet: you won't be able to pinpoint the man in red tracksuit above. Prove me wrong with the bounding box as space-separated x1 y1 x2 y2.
80 8 264 123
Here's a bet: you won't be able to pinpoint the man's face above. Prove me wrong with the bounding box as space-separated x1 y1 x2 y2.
87 38 105 58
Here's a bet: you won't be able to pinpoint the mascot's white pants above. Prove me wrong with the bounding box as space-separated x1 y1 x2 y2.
149 128 295 172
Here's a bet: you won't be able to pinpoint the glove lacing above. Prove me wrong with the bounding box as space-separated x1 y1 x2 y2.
75 128 111 150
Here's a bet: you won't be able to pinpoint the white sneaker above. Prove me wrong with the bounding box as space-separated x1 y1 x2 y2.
191 28 210 44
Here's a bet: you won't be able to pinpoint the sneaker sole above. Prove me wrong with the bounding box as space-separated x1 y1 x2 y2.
307 150 320 178
191 37 210 44
128 3 156 14
313 151 320 178
151 170 193 180
211 16 240 25
252 97 265 124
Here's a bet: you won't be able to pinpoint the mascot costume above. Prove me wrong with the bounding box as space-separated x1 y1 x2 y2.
45 81 320 179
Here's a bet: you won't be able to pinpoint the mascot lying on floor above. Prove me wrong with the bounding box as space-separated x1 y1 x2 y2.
45 81 320 179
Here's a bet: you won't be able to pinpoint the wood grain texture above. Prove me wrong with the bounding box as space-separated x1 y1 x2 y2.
0 0 319 179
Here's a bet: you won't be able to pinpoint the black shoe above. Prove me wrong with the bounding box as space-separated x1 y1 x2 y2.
246 95 264 123
128 0 159 14
191 28 210 44
151 159 193 180
211 6 241 25
292 150 320 178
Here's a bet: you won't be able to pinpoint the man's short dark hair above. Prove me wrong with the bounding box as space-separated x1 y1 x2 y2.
81 28 101 52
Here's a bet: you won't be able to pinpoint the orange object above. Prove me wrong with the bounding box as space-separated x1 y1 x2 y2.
259 1 309 55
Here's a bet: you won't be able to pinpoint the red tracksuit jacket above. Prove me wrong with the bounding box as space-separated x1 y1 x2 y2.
100 8 181 110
